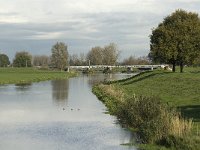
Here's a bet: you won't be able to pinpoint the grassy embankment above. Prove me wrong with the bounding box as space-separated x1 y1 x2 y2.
93 67 200 150
0 67 77 84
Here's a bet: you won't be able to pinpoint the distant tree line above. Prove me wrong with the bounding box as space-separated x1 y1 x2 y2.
69 53 87 66
0 42 150 70
121 56 150 65
33 55 50 67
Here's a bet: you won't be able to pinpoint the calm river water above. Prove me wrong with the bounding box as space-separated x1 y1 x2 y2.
0 74 137 150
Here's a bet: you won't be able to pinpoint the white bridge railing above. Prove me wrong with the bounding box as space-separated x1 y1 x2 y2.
69 65 169 69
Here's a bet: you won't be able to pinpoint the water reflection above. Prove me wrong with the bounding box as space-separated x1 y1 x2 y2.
87 74 104 86
0 74 137 150
15 83 32 91
87 73 134 87
51 80 69 106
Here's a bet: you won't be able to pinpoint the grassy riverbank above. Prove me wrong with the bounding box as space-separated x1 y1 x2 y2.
93 67 200 149
0 68 76 84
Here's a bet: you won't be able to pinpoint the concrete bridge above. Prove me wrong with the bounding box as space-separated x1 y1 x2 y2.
69 65 170 71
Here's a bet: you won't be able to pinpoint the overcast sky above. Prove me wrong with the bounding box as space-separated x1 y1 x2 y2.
1 0 200 60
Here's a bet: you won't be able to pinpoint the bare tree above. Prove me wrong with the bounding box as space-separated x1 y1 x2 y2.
69 54 81 66
79 53 87 65
69 53 87 66
86 43 119 66
102 43 119 65
51 42 68 70
33 55 50 67
137 56 150 65
122 55 150 65
87 46 103 65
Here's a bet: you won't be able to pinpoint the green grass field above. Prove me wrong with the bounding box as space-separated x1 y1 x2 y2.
114 68 200 122
0 67 76 84
93 67 200 149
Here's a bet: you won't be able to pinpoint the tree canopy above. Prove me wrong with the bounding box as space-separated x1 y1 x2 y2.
87 46 103 65
0 53 10 67
103 43 119 65
86 43 119 66
149 9 200 72
51 42 69 70
13 51 32 67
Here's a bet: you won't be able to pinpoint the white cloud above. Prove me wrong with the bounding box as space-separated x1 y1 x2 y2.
0 16 27 23
0 0 166 23
27 31 64 40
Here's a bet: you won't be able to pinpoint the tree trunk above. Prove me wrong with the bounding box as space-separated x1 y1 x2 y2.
172 61 176 72
180 61 184 73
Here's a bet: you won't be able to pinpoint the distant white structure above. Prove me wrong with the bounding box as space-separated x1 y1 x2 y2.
69 64 171 70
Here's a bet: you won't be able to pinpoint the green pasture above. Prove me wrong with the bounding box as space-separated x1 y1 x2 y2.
94 67 200 149
0 67 76 84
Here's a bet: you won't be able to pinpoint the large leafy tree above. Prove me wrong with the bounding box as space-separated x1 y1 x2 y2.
51 42 68 70
13 51 32 67
0 53 10 67
150 9 200 72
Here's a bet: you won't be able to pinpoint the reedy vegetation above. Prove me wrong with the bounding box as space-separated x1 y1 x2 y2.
93 85 192 142
93 70 200 149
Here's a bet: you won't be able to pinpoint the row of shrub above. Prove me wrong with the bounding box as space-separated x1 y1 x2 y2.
93 84 197 149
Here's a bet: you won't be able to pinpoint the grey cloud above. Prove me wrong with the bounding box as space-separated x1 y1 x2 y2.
0 12 19 16
0 11 161 58
1 0 200 60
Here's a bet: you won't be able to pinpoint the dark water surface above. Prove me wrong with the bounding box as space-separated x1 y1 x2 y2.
0 74 137 150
